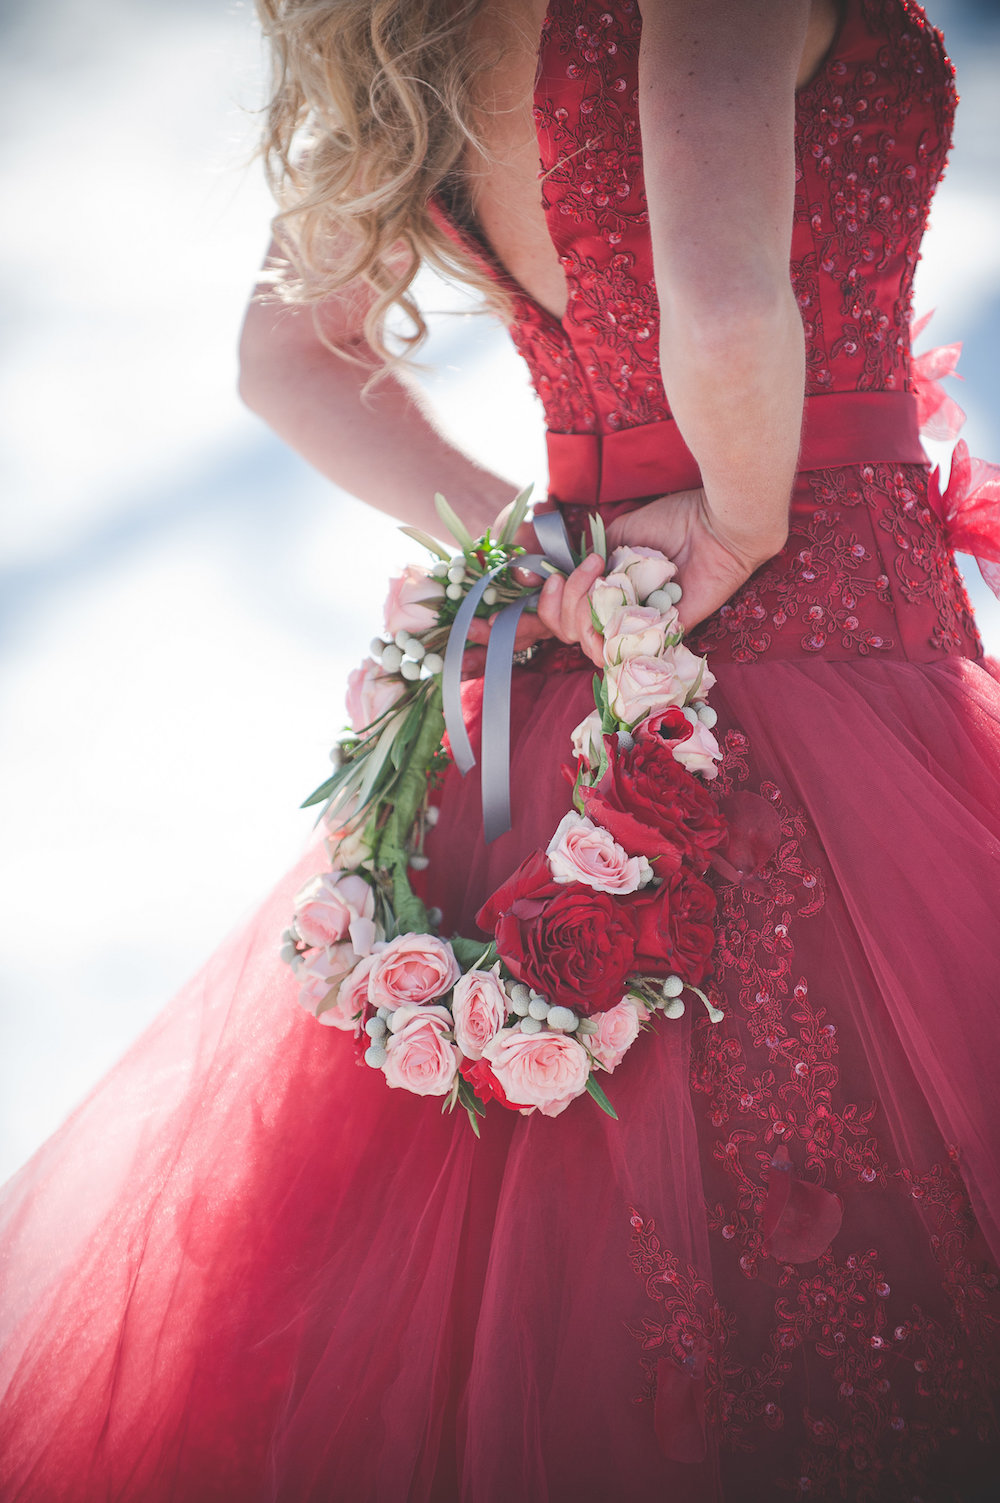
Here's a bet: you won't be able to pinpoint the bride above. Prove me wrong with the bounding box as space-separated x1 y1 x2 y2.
3 1 1000 1499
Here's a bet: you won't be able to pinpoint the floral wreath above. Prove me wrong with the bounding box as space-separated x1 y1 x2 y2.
280 490 728 1131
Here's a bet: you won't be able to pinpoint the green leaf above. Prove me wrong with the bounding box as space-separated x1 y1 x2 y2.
434 492 474 553
301 771 340 809
358 710 407 806
390 859 429 936
496 484 534 546
302 755 365 811
398 524 450 560
450 935 498 969
585 1074 619 1120
388 697 427 771
685 657 706 705
588 511 608 561
458 1075 488 1118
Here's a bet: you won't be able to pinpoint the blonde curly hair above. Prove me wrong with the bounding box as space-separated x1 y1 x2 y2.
255 0 517 371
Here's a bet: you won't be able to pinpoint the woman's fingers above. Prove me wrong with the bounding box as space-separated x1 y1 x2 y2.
459 551 607 668
537 554 605 663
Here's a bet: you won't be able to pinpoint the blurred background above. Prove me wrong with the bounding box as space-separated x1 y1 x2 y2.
1 0 998 1182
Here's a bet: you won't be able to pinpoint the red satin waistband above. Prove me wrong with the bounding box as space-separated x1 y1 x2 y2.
545 390 925 506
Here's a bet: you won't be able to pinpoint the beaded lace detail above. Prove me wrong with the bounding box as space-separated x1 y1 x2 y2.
518 0 982 665
627 727 1000 1497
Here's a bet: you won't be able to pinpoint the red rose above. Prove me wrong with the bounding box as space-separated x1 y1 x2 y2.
581 712 725 874
477 850 639 1016
668 875 717 982
631 871 718 985
632 873 717 984
459 1055 524 1111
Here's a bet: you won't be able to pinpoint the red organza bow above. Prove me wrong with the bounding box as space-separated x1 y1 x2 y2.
931 441 1000 599
913 311 1000 599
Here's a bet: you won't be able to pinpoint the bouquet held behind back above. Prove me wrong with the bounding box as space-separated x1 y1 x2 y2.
280 489 729 1131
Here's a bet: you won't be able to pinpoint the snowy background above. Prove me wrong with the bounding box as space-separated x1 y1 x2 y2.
2 0 999 1181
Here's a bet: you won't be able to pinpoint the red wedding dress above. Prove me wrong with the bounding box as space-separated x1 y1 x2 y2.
3 3 1000 1500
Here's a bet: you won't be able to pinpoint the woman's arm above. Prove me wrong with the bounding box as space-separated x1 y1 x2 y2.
638 0 809 561
539 1 811 650
237 249 519 542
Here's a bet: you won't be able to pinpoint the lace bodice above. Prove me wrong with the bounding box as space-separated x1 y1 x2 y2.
435 0 982 667
513 0 955 434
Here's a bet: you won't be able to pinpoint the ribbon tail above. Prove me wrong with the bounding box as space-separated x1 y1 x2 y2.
441 564 507 776
440 506 582 841
481 594 538 843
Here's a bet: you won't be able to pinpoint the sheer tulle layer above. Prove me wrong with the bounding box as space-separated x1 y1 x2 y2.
2 650 999 1501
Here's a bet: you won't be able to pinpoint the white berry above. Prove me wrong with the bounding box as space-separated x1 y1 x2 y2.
547 1006 578 1032
447 563 466 584
400 659 421 681
663 997 686 1020
446 583 463 601
370 637 387 658
519 1016 543 1035
528 998 550 1020
364 1043 388 1068
381 643 403 672
409 852 430 870
662 975 684 998
482 586 498 605
423 652 444 675
697 704 718 728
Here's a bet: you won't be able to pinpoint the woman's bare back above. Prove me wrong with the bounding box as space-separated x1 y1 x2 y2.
463 0 843 321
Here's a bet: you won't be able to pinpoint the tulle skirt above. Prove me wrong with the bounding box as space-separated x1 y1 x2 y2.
2 646 1000 1502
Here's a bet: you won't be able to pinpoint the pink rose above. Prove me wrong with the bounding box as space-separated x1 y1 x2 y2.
672 719 722 780
345 659 405 735
606 544 677 601
324 952 377 1029
482 1029 591 1117
589 571 638 627
663 642 717 702
570 709 604 765
586 997 647 1072
602 604 670 665
382 1005 458 1096
451 965 509 1060
545 811 652 893
604 544 673 601
606 644 716 725
292 872 376 952
367 933 461 1010
324 794 372 870
382 564 444 637
295 941 360 1023
605 654 688 724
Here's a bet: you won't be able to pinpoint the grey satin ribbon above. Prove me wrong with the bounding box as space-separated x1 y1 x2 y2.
441 510 578 843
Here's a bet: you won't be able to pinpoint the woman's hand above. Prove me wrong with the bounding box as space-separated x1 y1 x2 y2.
463 502 606 672
605 487 787 632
